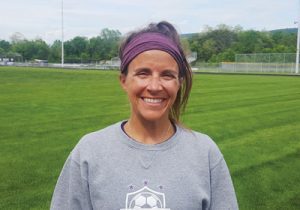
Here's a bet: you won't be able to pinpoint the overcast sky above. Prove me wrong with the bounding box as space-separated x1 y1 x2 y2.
0 0 298 44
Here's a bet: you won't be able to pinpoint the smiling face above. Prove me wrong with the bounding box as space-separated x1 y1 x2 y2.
120 50 181 123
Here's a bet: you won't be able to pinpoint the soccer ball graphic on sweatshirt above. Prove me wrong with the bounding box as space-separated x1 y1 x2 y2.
132 192 160 208
120 186 170 210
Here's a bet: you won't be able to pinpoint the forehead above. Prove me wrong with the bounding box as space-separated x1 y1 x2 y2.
128 50 179 71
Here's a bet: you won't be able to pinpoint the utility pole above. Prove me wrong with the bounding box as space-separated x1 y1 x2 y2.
296 0 300 74
61 0 64 68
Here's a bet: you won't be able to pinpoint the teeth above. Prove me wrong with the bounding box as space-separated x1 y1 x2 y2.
143 98 163 103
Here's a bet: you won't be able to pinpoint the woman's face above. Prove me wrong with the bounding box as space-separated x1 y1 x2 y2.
120 50 181 123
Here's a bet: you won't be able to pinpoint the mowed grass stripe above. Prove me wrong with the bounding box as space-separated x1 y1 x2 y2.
184 99 300 143
0 66 299 209
221 122 300 171
187 92 300 113
234 150 300 210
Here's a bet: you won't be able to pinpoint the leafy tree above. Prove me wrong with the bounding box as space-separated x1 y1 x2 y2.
67 36 88 57
0 40 11 52
33 39 50 59
272 31 296 52
63 36 88 63
210 49 236 63
99 28 121 60
48 40 62 63
189 24 238 62
11 39 49 61
232 30 274 53
180 38 191 55
80 52 90 63
88 36 103 62
0 47 5 57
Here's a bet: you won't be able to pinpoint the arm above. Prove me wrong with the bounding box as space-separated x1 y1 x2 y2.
50 155 93 210
210 158 239 210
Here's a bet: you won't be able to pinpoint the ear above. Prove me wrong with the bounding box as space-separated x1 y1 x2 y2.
119 73 127 91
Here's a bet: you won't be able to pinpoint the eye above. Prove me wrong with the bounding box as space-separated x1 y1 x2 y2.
161 72 177 80
137 72 147 75
135 70 149 78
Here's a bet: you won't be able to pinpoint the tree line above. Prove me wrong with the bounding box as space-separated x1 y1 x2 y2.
186 25 296 63
0 25 297 64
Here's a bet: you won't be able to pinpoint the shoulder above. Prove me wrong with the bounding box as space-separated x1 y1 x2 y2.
177 127 224 169
179 127 220 151
79 122 120 145
70 121 122 163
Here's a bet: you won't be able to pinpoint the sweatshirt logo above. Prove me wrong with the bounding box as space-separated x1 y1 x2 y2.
120 186 170 210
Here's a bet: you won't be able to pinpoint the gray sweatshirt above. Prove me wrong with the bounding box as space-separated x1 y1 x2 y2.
51 121 238 210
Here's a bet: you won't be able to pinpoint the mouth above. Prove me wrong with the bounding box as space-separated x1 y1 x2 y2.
142 97 164 104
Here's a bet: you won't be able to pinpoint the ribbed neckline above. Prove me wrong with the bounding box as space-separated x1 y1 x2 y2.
116 121 180 151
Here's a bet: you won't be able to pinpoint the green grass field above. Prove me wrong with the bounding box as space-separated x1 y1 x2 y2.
0 66 299 209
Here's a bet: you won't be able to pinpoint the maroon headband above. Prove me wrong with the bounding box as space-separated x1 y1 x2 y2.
120 32 184 75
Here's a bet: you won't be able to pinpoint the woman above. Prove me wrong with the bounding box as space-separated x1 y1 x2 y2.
51 21 238 210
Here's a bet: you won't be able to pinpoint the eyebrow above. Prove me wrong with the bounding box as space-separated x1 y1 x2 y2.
161 69 178 75
134 68 151 73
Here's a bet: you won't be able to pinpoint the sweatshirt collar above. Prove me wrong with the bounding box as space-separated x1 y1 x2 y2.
116 121 180 151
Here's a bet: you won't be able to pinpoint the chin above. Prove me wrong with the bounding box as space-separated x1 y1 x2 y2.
137 111 169 122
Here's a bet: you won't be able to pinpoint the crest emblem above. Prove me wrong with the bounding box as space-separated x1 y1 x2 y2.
120 186 170 210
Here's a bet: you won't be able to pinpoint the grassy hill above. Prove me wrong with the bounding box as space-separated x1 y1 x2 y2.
270 28 297 34
181 27 297 38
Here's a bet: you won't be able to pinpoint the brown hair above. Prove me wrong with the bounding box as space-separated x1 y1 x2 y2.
119 21 193 124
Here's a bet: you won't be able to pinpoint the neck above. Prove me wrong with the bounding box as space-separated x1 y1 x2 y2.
124 116 174 144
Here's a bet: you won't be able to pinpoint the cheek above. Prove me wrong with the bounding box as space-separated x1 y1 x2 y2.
125 82 144 100
167 82 181 95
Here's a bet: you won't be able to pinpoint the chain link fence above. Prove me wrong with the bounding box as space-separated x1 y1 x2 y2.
226 53 297 74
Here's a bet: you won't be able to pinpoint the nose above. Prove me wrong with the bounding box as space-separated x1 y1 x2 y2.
147 77 163 92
